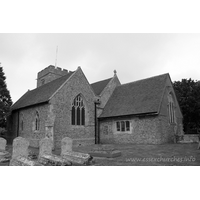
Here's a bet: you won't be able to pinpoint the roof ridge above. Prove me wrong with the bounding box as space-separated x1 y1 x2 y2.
119 73 169 87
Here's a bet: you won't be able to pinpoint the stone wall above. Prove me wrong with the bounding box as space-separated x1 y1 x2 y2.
17 104 49 147
99 114 182 144
50 67 96 148
184 134 199 143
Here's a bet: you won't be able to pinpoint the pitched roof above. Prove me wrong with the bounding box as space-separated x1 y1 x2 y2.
90 77 112 96
12 71 74 111
99 73 169 118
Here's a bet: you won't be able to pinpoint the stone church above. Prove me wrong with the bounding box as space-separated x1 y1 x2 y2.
8 65 184 148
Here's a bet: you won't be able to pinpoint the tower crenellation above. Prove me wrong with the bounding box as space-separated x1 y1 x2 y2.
37 65 69 88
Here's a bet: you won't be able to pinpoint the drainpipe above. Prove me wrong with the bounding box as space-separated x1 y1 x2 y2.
94 99 101 144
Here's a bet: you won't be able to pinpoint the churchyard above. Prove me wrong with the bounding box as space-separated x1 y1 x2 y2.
0 136 199 166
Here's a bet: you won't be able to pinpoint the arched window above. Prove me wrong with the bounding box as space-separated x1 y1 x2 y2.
168 93 176 124
35 111 40 131
71 94 85 125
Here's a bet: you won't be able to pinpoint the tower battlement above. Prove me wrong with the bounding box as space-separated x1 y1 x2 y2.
37 65 70 87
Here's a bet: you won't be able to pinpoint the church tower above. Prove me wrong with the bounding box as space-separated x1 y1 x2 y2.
37 65 70 87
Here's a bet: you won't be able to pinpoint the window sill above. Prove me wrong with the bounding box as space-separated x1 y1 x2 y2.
115 131 132 134
71 125 85 128
169 123 177 125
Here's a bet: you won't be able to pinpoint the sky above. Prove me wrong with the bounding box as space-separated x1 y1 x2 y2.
1 33 200 103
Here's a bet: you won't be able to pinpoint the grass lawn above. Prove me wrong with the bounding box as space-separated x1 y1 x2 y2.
1 142 200 166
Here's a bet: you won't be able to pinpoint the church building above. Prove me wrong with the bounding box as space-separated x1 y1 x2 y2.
8 65 184 148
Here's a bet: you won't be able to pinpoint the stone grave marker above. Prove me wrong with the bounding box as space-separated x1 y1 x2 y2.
0 137 10 163
89 144 121 158
10 137 41 166
38 154 72 166
38 137 71 166
61 137 93 165
0 137 6 151
61 137 73 154
10 156 42 166
39 137 53 158
12 137 29 159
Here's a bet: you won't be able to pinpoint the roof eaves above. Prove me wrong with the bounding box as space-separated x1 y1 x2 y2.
99 111 158 120
11 100 49 112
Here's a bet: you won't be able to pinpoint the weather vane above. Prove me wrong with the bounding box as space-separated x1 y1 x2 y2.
55 46 58 67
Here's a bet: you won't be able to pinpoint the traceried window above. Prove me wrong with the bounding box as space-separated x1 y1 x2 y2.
71 94 85 126
168 93 176 124
116 121 131 132
35 111 40 131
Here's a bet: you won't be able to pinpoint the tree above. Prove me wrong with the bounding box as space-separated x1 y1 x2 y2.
173 78 200 134
0 63 12 128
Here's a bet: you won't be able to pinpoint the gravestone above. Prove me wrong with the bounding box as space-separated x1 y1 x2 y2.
10 156 42 166
61 151 93 165
0 138 10 163
38 137 72 166
39 138 53 158
0 137 6 151
61 137 93 165
89 144 121 158
10 137 41 166
61 137 73 154
0 137 10 163
38 154 72 166
12 137 29 159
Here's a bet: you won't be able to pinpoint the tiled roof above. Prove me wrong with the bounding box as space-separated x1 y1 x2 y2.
99 73 169 118
91 77 112 96
11 72 74 111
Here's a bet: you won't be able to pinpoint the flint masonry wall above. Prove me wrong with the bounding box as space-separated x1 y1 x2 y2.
50 67 96 148
100 115 160 144
17 104 49 147
99 115 177 144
